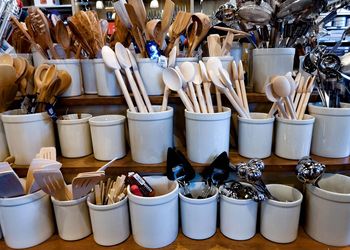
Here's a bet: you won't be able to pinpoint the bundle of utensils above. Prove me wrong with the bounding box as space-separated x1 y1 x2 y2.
0 147 60 198
10 8 107 59
162 50 250 117
102 43 153 113
266 73 316 120
0 0 20 53
0 53 34 112
94 176 127 205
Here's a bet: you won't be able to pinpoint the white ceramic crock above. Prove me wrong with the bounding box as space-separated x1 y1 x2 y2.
81 59 97 94
93 58 121 96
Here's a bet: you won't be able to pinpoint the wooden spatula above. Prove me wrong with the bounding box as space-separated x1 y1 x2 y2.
72 171 105 200
33 169 72 201
158 0 175 48
164 11 192 56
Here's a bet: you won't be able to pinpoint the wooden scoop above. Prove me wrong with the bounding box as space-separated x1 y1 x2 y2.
55 20 71 59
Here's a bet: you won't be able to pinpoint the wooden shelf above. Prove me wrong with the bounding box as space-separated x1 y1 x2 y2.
0 228 345 249
12 150 350 178
56 93 320 106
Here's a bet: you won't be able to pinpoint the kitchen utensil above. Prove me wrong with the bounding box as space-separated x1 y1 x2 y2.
101 46 136 112
207 34 222 57
238 61 249 114
218 67 249 118
162 68 194 112
199 60 214 113
48 70 72 104
115 43 147 113
0 170 25 198
128 0 147 32
33 168 72 201
231 61 243 107
0 65 17 112
297 76 316 120
265 82 289 119
192 63 207 113
295 156 325 187
293 76 309 109
55 20 71 59
158 0 175 48
161 46 177 112
186 21 198 57
146 19 161 41
271 76 296 119
188 13 211 57
164 11 192 56
26 158 62 194
37 147 57 160
207 67 247 118
13 57 26 80
126 49 153 113
179 62 200 113
221 31 234 56
72 171 105 200
0 53 13 65
28 7 59 59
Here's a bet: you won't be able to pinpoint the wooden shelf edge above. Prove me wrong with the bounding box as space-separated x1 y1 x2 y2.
0 228 339 250
12 150 350 178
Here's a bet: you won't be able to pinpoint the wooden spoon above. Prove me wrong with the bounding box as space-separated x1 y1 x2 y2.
101 46 136 112
161 46 177 112
192 62 207 113
265 82 289 119
0 65 17 112
238 60 249 114
48 70 72 104
162 68 194 112
115 43 147 113
128 0 147 33
164 11 192 56
55 20 71 59
188 13 211 57
271 76 296 119
179 62 200 113
206 57 223 112
231 61 243 107
158 0 175 49
13 57 27 80
199 60 214 113
0 54 13 65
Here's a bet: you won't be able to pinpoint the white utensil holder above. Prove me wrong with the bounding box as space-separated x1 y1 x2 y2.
179 182 218 240
57 114 92 158
1 110 55 165
137 58 164 95
252 48 295 93
260 184 303 243
0 113 9 161
127 176 179 248
219 185 258 240
81 59 97 94
89 115 126 161
0 189 54 249
47 59 82 97
87 195 130 246
305 174 350 246
127 106 173 164
308 103 350 158
93 59 121 96
185 107 231 164
51 194 92 241
238 113 274 158
275 114 314 160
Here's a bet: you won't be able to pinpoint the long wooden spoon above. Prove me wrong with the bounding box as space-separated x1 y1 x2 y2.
199 60 214 113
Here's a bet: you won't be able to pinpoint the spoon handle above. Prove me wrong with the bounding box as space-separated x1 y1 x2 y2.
125 69 148 113
161 86 171 112
178 89 194 112
203 82 214 113
114 70 136 112
223 88 247 118
195 84 207 113
188 82 201 113
234 79 243 105
277 100 289 119
228 86 250 118
134 70 154 112
215 87 222 112
239 79 249 114
284 97 296 119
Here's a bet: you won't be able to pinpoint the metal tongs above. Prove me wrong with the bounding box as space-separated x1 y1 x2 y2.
0 0 20 43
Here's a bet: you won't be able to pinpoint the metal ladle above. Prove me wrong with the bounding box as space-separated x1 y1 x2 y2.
295 156 326 187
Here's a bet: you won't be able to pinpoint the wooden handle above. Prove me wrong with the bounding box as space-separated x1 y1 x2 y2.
188 82 201 113
223 88 247 118
161 86 171 111
203 82 214 113
283 97 296 119
228 87 250 118
298 93 311 120
125 69 148 113
134 70 154 112
195 84 207 113
239 79 249 114
215 87 222 112
234 79 243 106
268 102 278 118
164 37 177 56
114 70 136 112
178 89 194 112
277 100 289 119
